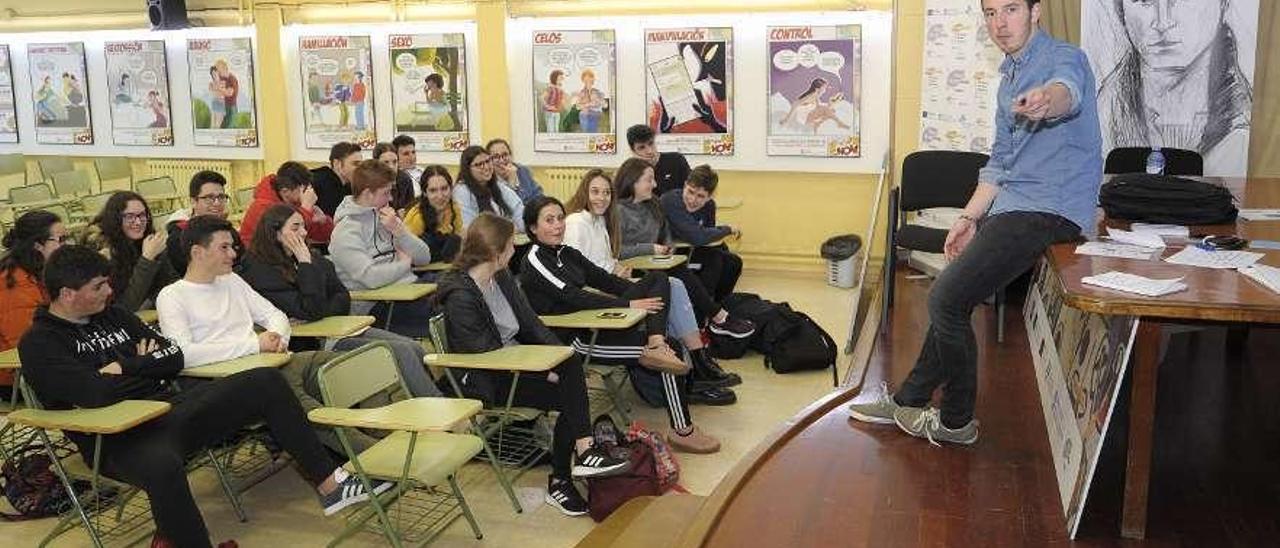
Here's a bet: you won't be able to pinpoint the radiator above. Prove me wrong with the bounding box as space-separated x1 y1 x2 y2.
143 159 234 189
542 167 591 200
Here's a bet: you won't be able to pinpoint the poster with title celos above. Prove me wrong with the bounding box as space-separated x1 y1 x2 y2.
389 33 469 153
0 46 17 143
27 42 93 145
645 27 733 156
918 0 1003 153
766 25 861 158
299 35 375 150
532 30 617 155
104 40 173 147
188 37 258 148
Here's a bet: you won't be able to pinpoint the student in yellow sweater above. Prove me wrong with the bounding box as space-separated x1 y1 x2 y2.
403 164 463 264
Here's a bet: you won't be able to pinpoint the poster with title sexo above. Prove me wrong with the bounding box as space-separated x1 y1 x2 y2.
918 0 1003 153
104 40 174 147
389 33 469 153
0 46 17 143
766 25 860 158
532 30 617 154
188 37 259 148
645 27 733 156
299 35 375 150
27 42 93 145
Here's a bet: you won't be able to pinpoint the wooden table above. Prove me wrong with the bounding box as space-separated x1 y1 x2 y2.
291 315 376 339
1047 176 1280 539
180 352 292 379
350 283 437 330
621 254 688 270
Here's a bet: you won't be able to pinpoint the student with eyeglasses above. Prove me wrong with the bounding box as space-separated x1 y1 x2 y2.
165 170 244 275
453 145 525 231
1 210 68 393
486 138 545 205
88 191 177 312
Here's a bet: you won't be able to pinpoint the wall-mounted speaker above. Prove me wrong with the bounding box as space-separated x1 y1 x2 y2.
147 0 190 30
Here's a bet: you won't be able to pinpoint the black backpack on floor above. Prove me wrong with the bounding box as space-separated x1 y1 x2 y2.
714 293 838 375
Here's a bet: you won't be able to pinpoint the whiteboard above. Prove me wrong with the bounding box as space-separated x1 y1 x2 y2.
280 21 481 166
506 11 892 173
0 26 263 160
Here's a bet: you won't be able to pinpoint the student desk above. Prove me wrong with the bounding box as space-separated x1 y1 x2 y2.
514 233 530 246
136 309 158 324
412 262 452 273
424 344 570 373
290 315 376 339
540 308 647 422
350 283 437 330
1046 176 1280 539
716 197 743 210
672 236 729 250
621 254 688 271
179 352 292 379
0 349 19 410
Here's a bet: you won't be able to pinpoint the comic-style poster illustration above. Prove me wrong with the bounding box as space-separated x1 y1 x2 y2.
766 25 860 157
188 37 258 147
0 46 18 143
389 33 469 152
645 27 733 155
105 40 173 146
299 35 375 149
532 30 616 154
28 42 93 145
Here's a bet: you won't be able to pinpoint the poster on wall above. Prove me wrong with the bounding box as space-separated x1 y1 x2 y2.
389 33 469 153
918 0 1003 153
1083 0 1259 176
644 27 733 156
0 46 17 143
531 30 617 154
766 25 861 158
188 37 258 148
299 35 375 150
27 42 92 145
104 40 173 147
1024 261 1138 537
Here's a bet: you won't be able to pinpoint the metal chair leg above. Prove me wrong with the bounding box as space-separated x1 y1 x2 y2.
450 475 483 540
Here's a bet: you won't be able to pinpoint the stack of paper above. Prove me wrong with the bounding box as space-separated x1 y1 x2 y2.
1239 209 1280 221
1164 246 1264 269
1131 223 1190 237
1105 227 1166 249
1082 271 1188 297
1239 264 1280 294
1075 241 1159 260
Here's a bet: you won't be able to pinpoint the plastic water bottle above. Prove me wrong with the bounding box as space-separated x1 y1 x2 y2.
1145 146 1165 175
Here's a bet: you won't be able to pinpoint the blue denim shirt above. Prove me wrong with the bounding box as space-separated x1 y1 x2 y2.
980 30 1103 233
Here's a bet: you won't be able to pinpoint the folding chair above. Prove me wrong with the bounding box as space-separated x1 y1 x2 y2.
538 308 648 425
94 157 134 192
0 153 27 201
309 342 486 546
80 191 119 221
37 156 75 180
134 176 182 216
52 170 93 199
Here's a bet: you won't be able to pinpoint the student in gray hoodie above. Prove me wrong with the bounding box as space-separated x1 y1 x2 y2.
329 160 434 336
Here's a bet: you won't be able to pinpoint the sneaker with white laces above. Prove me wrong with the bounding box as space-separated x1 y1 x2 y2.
893 407 980 446
848 383 909 425
708 316 756 339
571 445 630 478
320 473 393 516
545 477 589 516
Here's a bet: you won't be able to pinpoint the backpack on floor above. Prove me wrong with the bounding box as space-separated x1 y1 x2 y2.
764 312 838 374
586 436 661 522
0 443 81 521
708 293 783 359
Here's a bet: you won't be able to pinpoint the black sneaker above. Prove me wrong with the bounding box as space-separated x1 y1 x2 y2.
320 474 393 516
545 477 589 516
692 351 742 388
572 445 630 478
708 316 755 339
687 386 737 406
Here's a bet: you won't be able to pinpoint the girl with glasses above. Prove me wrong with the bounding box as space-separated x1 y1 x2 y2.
89 191 177 312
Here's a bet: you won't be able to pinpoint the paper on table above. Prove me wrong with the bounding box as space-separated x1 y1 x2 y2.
1164 246 1264 269
1130 223 1190 237
1239 209 1280 221
1105 227 1166 249
1081 271 1187 297
1239 263 1280 294
1075 241 1159 260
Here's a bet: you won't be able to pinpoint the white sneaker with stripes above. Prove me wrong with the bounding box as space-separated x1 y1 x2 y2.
571 446 630 478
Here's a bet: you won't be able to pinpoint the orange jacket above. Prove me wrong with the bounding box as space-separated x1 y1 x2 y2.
238 174 335 245
0 267 46 384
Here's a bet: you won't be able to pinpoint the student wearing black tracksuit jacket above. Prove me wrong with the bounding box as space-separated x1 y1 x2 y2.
18 246 376 548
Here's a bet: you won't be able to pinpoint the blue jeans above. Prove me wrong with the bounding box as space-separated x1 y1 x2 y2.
333 327 441 397
666 277 699 340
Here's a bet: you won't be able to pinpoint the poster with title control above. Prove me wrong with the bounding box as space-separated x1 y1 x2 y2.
766 25 861 158
104 40 173 146
299 35 375 150
188 37 258 148
918 0 1003 153
389 33 469 153
27 42 93 145
0 46 17 143
531 29 616 154
645 27 733 156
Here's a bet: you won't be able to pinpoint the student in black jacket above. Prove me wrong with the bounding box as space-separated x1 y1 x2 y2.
18 246 382 548
660 165 743 301
240 204 442 398
312 141 363 217
165 170 244 276
432 213 627 517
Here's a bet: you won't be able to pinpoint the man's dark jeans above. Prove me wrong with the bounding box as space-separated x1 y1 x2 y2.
895 211 1081 427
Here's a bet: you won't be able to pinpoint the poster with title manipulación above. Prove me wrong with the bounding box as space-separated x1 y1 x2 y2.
104 40 173 147
532 30 616 154
389 33 469 153
766 25 860 158
645 27 733 156
299 35 375 150
188 37 258 148
918 0 1003 153
27 42 93 145
0 46 17 143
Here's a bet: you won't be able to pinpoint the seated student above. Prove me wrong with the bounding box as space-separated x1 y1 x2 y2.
660 165 743 301
0 211 65 392
392 134 424 187
403 165 463 264
434 213 629 516
453 145 525 231
165 170 242 275
238 161 335 248
522 195 736 418
312 141 363 218
21 245 382 548
88 192 177 312
329 160 434 336
241 204 442 398
373 141 416 212
627 124 690 196
486 138 545 204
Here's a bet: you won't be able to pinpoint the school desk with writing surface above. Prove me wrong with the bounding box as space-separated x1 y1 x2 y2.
349 283 438 330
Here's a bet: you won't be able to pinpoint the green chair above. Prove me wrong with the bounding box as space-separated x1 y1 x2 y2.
134 176 181 215
80 191 119 221
235 186 255 212
37 156 75 180
309 342 486 547
0 153 27 201
9 182 58 207
52 170 94 203
94 157 134 192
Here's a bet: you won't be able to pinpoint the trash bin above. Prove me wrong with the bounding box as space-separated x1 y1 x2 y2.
820 234 862 288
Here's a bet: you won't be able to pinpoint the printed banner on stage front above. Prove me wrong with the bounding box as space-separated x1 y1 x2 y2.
532 30 617 154
28 42 92 145
918 0 1003 153
389 33 469 153
299 35 375 150
645 27 733 156
188 37 258 148
104 40 173 147
766 25 861 158
0 46 17 143
1024 261 1138 538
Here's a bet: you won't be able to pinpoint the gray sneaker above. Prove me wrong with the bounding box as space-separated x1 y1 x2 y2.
893 407 979 446
848 383 903 425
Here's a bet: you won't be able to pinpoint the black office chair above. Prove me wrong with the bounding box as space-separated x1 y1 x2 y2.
882 150 1008 342
1104 147 1203 176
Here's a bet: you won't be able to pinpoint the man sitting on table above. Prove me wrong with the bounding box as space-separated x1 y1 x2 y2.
329 159 435 337
165 170 242 275
850 0 1100 445
660 165 742 302
20 245 384 548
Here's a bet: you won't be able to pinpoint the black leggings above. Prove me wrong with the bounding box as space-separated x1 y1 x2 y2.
560 327 694 433
690 246 742 302
489 352 591 480
668 265 722 324
94 368 336 548
617 271 670 338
